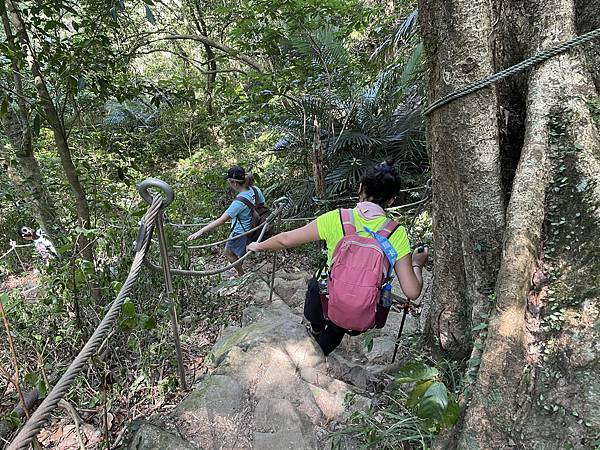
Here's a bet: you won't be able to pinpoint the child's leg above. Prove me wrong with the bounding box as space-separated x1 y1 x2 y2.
224 248 244 276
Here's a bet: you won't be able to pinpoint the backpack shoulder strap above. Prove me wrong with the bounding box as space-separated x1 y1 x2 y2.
235 194 257 212
377 219 401 239
251 187 264 206
340 208 356 236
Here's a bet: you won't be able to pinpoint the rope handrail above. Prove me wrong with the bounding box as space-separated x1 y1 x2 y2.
7 194 166 450
168 197 290 250
144 202 285 276
0 242 34 261
423 27 600 115
183 219 270 249
164 183 430 229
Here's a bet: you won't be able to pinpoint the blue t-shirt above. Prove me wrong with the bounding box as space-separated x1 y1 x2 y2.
225 187 266 235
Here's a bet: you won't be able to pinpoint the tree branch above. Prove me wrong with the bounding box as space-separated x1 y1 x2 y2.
131 47 247 74
143 34 264 72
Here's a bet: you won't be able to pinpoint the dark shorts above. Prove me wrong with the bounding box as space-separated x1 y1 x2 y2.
225 233 249 257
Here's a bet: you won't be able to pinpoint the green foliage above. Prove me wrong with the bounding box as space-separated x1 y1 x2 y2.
396 361 440 383
265 23 426 212
396 361 460 430
341 358 461 449
1 0 429 443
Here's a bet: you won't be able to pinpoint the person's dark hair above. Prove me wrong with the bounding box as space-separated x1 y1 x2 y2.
245 172 255 187
359 159 401 206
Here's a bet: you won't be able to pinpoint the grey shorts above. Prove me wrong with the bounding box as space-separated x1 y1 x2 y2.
225 233 249 257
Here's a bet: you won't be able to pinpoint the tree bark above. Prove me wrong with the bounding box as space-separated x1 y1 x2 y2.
419 0 506 358
1 113 60 236
422 0 600 447
312 117 325 198
0 9 60 238
7 0 99 301
188 1 218 115
575 0 600 92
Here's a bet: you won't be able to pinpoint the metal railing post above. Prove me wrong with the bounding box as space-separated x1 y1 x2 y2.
268 252 277 303
267 214 283 303
155 214 188 390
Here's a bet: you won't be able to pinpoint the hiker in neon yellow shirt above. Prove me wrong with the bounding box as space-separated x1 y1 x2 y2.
248 160 428 355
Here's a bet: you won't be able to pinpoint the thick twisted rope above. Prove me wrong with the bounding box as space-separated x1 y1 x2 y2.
7 195 164 450
424 27 600 115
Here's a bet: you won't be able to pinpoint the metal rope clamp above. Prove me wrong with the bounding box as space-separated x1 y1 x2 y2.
135 178 175 251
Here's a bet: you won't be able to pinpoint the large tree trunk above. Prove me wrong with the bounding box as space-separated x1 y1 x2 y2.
7 0 99 301
457 1 600 445
575 0 600 92
419 0 506 359
0 113 60 237
0 10 60 238
421 0 600 447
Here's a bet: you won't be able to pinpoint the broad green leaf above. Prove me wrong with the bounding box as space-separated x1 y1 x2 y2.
142 316 157 330
467 357 481 368
25 372 40 386
122 300 136 319
441 397 460 427
36 378 47 398
416 381 448 421
396 362 439 384
58 243 73 254
471 322 488 331
362 334 374 352
406 379 433 409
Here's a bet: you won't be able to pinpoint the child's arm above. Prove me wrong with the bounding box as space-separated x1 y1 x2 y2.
187 212 230 241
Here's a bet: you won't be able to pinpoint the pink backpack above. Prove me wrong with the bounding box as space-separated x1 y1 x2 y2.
325 209 400 331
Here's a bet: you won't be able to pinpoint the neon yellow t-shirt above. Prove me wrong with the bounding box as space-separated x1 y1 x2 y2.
316 209 411 267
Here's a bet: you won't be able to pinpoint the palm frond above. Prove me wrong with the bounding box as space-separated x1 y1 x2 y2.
370 9 419 61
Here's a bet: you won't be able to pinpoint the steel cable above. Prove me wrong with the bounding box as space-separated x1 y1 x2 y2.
7 195 164 450
423 27 600 115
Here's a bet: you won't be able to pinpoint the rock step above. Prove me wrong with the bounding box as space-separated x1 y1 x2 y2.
120 269 430 449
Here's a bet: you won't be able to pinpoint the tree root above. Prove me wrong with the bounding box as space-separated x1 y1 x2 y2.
58 399 86 450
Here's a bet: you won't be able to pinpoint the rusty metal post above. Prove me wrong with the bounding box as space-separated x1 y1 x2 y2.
155 215 187 390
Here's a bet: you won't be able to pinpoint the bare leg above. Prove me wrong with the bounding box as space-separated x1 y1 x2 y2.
224 248 244 277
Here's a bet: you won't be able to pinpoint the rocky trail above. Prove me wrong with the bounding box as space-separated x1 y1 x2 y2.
119 266 431 450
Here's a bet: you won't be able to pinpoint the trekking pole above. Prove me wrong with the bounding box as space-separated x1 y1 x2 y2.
392 302 410 363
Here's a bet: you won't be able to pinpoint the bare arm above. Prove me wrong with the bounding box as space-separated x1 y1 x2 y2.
187 212 230 240
247 221 320 252
395 248 428 300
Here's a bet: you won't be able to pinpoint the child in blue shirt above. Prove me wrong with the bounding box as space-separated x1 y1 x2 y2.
187 165 265 277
